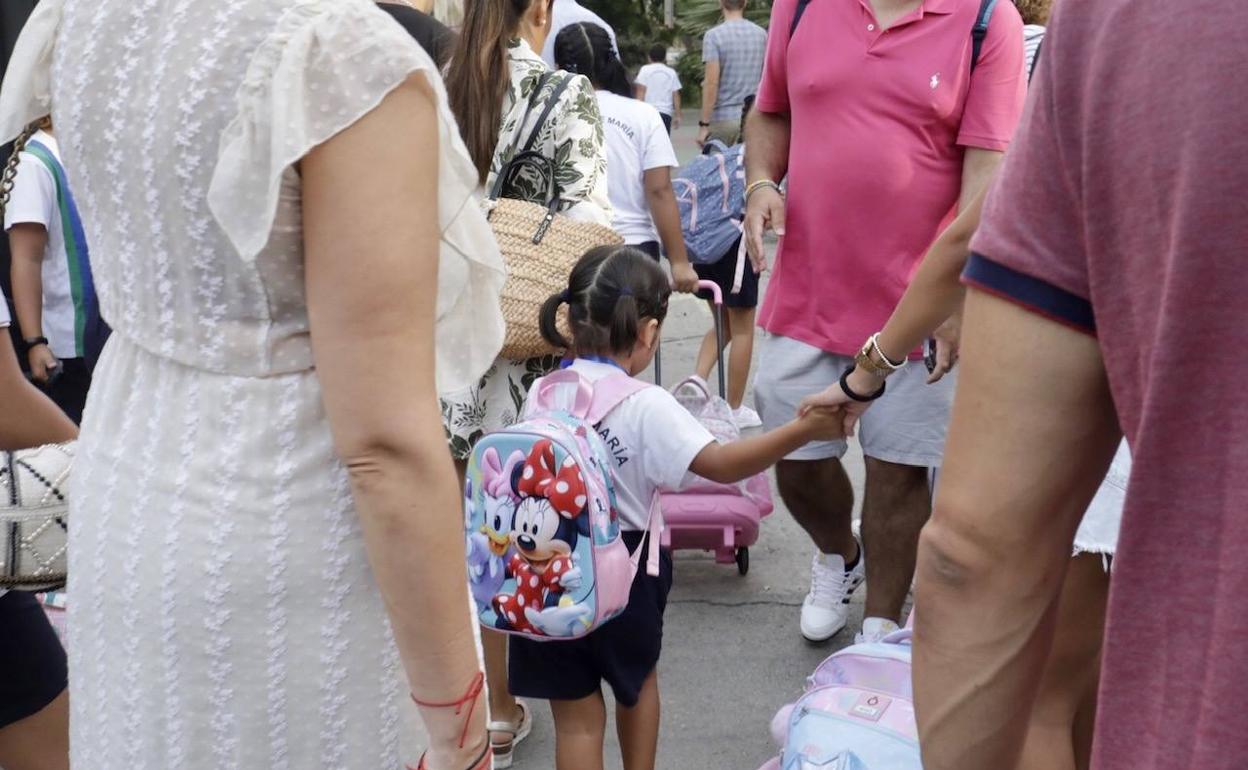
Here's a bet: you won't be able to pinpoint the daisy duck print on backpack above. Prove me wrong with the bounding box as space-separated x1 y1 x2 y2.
464 368 662 642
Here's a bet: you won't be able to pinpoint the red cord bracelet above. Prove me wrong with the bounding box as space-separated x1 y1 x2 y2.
410 671 485 750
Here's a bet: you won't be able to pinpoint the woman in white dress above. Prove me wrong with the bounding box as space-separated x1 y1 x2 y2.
0 1 505 768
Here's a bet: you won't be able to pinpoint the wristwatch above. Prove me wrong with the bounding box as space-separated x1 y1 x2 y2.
853 333 905 379
22 336 49 354
698 121 711 128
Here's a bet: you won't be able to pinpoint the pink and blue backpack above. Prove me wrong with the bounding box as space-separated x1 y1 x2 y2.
464 369 662 641
760 623 921 770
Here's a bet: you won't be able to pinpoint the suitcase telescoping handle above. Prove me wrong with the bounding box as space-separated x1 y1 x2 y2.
654 280 726 398
697 280 728 400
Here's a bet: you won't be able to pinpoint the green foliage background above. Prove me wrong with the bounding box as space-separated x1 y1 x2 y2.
586 0 773 105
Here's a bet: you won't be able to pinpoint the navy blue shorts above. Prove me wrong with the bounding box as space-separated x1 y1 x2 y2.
694 236 758 309
0 591 67 728
508 531 673 707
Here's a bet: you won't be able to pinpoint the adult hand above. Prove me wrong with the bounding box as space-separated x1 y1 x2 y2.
696 125 710 148
27 344 58 384
670 261 700 293
744 185 784 273
798 368 882 437
927 312 962 384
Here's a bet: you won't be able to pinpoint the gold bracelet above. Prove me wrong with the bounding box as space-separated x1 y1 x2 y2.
745 179 782 201
868 333 906 371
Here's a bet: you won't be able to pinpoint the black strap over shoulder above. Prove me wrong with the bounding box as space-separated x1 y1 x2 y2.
490 71 578 205
789 0 815 40
970 0 999 72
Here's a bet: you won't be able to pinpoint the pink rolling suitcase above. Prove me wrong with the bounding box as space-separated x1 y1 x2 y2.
656 280 773 575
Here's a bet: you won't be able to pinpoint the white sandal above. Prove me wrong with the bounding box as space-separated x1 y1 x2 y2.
488 699 532 769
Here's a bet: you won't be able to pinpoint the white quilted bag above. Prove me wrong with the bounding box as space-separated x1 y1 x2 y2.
1 442 73 591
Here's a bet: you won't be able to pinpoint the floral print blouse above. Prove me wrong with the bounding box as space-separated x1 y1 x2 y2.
441 38 611 459
488 38 611 224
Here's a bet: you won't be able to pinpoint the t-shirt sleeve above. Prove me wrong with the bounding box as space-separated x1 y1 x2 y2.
957 1 1026 150
4 154 55 231
642 108 679 170
701 27 721 63
634 389 715 493
755 0 799 114
965 37 1094 336
673 70 682 90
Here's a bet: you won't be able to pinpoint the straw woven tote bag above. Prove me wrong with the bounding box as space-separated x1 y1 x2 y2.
487 72 622 360
1 441 73 592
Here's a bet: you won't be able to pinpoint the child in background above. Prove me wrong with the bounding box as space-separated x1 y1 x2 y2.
511 245 844 770
634 44 682 134
692 94 762 428
553 23 699 294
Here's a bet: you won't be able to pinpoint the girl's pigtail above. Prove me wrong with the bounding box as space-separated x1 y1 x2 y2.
539 290 573 350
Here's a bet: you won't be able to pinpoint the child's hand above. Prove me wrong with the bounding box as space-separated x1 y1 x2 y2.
798 405 850 441
671 262 700 293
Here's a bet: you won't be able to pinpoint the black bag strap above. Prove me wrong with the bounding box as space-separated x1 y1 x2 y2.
970 0 999 72
789 0 814 40
490 71 577 203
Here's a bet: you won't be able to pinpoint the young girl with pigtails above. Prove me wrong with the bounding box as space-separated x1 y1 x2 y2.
509 244 846 770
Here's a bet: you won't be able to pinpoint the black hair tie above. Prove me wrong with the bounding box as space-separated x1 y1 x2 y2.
560 289 572 303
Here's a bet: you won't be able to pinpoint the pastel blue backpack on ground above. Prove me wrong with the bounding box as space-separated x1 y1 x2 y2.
759 627 922 770
673 140 746 265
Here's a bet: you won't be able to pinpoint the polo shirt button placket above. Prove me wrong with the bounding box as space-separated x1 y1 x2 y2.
867 23 875 30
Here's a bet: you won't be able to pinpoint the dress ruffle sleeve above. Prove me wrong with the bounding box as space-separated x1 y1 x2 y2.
0 0 63 144
207 0 504 394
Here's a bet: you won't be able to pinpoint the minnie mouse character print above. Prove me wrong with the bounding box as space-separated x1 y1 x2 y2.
492 440 591 635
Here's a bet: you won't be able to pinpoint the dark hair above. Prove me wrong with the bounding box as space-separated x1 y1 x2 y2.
539 245 672 355
553 23 631 99
445 0 539 184
722 0 747 11
648 44 666 63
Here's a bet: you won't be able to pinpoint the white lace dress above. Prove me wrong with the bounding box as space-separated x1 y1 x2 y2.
0 1 505 767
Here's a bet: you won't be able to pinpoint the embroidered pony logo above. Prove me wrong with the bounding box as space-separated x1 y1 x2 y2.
930 72 940 90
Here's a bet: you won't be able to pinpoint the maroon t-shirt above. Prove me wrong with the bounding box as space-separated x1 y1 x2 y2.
966 1 1248 767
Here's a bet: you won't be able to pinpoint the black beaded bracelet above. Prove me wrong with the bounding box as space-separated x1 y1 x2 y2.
839 366 886 403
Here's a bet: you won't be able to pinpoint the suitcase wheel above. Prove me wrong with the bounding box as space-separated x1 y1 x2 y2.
736 547 749 576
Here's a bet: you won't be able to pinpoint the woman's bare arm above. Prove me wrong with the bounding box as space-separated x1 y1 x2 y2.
302 73 486 769
0 331 76 450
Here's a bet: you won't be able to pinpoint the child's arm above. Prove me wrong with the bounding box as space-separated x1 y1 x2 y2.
689 407 845 484
643 166 698 293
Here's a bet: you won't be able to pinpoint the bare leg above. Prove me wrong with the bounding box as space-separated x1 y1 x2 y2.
724 307 756 409
550 690 608 770
694 299 731 383
1017 553 1109 770
776 458 857 558
456 458 523 752
861 457 931 621
0 689 69 770
616 671 661 770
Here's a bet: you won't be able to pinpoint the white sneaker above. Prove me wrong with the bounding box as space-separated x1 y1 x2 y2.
799 541 866 642
855 617 901 644
732 404 763 429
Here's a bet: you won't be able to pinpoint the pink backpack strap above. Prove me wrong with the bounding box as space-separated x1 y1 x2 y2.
626 493 664 577
527 370 651 424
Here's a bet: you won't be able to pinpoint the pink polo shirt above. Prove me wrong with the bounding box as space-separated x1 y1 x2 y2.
755 0 1025 356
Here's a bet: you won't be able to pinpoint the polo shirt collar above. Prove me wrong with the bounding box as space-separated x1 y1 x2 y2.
920 0 958 15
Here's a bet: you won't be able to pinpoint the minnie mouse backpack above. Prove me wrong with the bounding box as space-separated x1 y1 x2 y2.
463 369 662 641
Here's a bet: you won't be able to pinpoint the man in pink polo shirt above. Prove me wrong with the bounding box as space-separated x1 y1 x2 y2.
744 0 1024 643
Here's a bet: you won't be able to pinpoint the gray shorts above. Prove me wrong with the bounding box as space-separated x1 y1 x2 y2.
754 334 956 466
